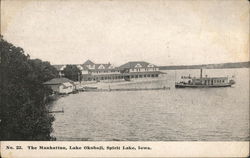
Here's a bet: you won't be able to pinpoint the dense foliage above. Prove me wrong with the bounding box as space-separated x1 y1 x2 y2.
62 65 81 81
0 36 58 140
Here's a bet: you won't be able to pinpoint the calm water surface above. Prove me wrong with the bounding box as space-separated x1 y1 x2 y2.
51 68 249 141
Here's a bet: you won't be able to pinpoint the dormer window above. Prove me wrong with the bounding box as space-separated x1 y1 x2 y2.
108 65 114 69
147 64 154 67
98 64 105 69
135 64 142 68
88 65 95 69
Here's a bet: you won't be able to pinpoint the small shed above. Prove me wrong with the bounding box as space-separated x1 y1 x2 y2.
43 78 75 94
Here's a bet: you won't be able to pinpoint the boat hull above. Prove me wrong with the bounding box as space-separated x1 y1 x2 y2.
175 84 233 88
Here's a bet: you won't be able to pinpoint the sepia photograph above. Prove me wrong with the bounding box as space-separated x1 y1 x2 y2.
0 0 249 157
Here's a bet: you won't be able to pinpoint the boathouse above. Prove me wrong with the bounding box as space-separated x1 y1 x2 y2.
43 78 75 94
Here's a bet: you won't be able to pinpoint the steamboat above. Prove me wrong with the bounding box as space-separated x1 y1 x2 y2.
175 69 235 88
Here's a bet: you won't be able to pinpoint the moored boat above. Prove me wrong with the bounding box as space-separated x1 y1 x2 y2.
175 69 235 88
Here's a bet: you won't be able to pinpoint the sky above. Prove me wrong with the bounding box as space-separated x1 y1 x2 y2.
1 0 249 66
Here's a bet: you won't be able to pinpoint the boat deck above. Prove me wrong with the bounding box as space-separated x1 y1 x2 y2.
175 83 233 88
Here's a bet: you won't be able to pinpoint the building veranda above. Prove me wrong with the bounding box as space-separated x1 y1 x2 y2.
53 60 164 82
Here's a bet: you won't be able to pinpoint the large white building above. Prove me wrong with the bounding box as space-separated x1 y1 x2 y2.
118 61 162 80
53 60 163 81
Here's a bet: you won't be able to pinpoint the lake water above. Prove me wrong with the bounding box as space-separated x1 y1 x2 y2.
51 68 249 141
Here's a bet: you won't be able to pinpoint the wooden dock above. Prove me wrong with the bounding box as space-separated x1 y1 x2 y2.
49 108 64 113
83 87 170 92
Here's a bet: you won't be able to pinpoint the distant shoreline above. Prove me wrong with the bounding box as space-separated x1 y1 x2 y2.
159 61 250 70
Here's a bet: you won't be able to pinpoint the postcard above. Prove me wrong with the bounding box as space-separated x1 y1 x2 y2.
0 0 249 157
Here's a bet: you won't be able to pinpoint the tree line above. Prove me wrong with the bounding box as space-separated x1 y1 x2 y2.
0 35 86 140
62 65 82 82
0 36 59 140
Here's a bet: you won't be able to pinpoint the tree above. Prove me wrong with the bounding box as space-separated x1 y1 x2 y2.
62 65 81 81
0 36 57 140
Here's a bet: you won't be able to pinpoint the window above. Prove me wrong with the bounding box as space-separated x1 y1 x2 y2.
135 64 142 68
109 65 114 69
147 64 154 68
98 65 105 69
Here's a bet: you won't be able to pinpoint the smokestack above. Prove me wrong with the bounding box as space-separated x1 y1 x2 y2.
200 69 203 79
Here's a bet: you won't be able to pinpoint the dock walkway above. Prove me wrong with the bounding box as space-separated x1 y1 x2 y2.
82 87 170 92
